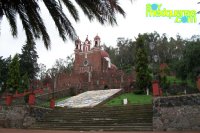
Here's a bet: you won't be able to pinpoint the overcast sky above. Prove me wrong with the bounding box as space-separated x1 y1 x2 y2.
0 0 200 68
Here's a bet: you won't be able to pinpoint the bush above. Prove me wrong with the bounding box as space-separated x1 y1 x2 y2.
133 90 145 95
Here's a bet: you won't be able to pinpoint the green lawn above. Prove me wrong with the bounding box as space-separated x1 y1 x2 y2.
167 76 182 84
167 76 195 87
105 93 152 106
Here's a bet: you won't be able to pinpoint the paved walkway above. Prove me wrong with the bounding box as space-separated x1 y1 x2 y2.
0 128 199 133
56 89 121 108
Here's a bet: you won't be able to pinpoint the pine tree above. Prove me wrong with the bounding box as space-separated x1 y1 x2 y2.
7 54 20 93
19 73 30 93
20 41 39 80
135 35 152 91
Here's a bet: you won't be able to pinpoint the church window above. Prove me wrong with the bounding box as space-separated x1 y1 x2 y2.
84 60 88 66
95 41 98 47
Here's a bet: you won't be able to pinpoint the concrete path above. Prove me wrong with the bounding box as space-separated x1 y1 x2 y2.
0 128 200 133
56 89 121 108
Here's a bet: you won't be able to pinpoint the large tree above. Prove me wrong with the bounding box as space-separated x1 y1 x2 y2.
104 39 136 73
0 0 127 49
20 41 39 80
65 55 74 73
7 54 21 93
176 39 200 81
135 35 151 91
38 63 47 81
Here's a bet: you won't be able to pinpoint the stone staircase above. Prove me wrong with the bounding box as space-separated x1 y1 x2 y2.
30 104 153 131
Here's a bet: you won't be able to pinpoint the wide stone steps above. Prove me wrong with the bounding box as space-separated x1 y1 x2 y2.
50 109 152 114
30 105 153 131
34 121 152 127
35 119 152 127
45 112 152 117
36 119 152 123
31 125 153 131
42 117 152 122
50 108 152 115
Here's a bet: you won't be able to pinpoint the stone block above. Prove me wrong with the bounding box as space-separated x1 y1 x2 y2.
153 118 164 131
23 116 36 128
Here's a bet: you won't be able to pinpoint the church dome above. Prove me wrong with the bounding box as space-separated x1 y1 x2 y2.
101 50 109 58
94 35 100 40
75 37 81 43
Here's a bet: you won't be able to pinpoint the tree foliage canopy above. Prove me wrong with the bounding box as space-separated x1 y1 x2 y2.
0 0 126 49
19 41 39 80
176 39 200 80
7 54 20 93
135 35 151 91
105 32 199 85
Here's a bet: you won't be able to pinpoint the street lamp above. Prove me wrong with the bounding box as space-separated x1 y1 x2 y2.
49 68 58 109
149 42 159 80
149 42 155 51
9 87 13 93
153 55 159 63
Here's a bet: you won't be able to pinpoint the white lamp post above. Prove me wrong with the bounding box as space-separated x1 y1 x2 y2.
149 42 159 80
149 42 155 51
146 88 149 95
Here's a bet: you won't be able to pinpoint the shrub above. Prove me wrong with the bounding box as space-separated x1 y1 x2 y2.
133 90 145 95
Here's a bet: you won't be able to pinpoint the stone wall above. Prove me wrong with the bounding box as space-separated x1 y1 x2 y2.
153 93 200 131
0 105 51 128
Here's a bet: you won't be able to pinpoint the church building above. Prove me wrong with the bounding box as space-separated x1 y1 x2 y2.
56 35 135 93
74 35 117 75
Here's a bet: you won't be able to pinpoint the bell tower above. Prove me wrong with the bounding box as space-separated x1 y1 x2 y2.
83 35 91 52
75 37 82 52
94 35 101 48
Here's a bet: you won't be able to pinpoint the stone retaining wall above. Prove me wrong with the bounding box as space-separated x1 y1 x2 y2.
153 93 200 131
0 105 51 128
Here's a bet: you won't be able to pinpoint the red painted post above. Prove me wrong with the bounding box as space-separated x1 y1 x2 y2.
28 93 35 105
6 95 12 106
197 76 200 92
50 98 55 109
152 80 160 96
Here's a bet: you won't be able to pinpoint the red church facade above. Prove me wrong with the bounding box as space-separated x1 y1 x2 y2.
56 35 135 93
